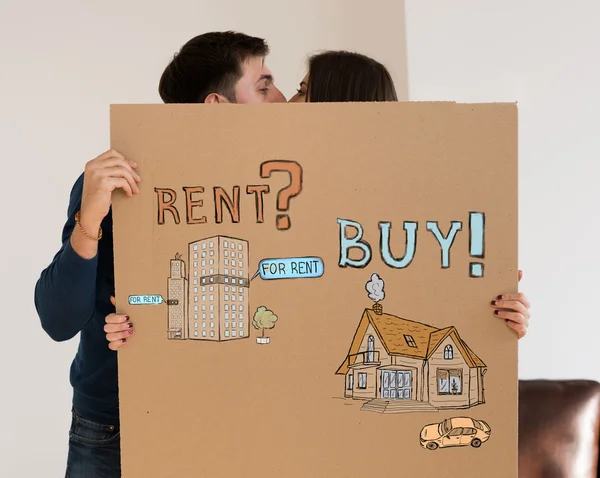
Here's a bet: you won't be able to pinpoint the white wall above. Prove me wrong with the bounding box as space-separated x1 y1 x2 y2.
405 1 600 381
0 1 407 476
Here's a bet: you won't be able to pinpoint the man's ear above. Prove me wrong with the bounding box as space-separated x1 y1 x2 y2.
205 93 230 104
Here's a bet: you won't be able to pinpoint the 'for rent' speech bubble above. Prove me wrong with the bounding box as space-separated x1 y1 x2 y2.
252 257 324 281
128 295 165 305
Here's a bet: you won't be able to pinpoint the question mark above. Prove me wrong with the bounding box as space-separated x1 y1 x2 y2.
260 160 303 230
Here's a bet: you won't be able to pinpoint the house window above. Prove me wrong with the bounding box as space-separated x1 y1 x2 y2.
404 335 417 348
437 369 462 395
347 373 354 390
358 373 367 389
444 345 454 360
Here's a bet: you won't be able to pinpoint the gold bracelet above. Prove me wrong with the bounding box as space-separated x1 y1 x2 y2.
75 210 103 241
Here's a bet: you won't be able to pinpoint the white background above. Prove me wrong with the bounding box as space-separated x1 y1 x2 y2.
1 0 598 476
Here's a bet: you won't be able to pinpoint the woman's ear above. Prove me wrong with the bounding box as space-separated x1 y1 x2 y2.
205 93 230 104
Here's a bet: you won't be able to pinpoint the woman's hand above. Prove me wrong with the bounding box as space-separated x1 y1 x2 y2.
104 296 134 350
491 270 531 339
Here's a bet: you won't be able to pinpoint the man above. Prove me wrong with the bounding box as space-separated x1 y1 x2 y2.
34 31 286 478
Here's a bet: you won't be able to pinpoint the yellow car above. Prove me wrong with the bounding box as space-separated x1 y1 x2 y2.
420 417 491 450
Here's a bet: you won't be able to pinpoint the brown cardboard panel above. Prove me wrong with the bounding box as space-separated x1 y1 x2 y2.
111 102 518 478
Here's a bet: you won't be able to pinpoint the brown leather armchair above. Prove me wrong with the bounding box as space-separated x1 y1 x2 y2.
519 380 600 478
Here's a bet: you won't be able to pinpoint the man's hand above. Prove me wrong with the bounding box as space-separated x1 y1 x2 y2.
491 270 531 339
105 296 134 351
72 149 141 259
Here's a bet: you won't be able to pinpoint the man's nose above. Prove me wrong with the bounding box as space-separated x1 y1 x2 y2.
270 87 287 103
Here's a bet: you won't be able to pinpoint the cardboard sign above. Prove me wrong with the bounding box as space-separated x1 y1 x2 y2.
111 102 518 478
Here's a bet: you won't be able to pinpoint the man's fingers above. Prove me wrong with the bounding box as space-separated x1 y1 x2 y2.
496 292 530 309
103 176 134 197
102 166 140 194
505 319 527 339
90 156 141 182
110 296 116 306
97 149 125 162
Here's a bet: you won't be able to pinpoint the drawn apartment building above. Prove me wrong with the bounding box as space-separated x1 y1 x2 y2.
167 235 250 341
167 253 188 340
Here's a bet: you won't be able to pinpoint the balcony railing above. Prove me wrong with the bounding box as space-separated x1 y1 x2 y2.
347 350 380 367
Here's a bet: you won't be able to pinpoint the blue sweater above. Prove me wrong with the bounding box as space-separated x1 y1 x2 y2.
34 173 119 424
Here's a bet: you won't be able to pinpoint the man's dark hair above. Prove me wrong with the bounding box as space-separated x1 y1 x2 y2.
307 51 398 103
159 31 269 103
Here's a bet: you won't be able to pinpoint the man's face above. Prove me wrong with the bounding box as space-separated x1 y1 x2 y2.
234 56 286 104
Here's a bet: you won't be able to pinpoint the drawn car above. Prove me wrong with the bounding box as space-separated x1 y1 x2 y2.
420 417 491 450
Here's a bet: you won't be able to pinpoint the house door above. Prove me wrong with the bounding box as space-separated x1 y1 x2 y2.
381 370 412 399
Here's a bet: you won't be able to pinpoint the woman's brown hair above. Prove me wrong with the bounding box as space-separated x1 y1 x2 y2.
307 51 398 103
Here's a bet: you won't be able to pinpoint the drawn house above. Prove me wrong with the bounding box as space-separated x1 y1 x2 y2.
335 308 487 413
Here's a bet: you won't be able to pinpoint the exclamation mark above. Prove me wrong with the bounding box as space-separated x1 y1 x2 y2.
469 212 485 277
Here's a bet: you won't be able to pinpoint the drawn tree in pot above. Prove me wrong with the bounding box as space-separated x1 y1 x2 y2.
253 306 278 344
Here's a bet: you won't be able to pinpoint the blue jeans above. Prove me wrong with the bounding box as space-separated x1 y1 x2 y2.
65 409 121 478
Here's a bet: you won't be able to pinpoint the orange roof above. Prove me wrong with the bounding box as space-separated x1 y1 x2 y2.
336 309 486 374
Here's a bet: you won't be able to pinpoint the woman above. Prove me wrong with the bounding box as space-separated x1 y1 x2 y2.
289 50 398 103
289 50 531 338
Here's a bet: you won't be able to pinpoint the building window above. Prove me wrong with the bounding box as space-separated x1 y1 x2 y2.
224 250 229 257
202 243 206 249
210 268 214 275
210 313 214 319
347 373 354 390
202 251 206 258
225 313 229 319
239 322 244 328
193 261 198 268
444 345 454 360
202 286 206 292
231 278 236 284
194 331 198 337
358 373 367 389
231 260 236 267
194 245 199 251
225 305 229 311
437 369 462 395
201 278 206 284
239 270 244 276
194 253 198 259
194 305 198 312
202 305 206 311
209 259 214 266
232 330 237 337
224 241 228 248
210 322 214 328
194 296 198 302
231 313 236 319
194 279 198 285
202 322 206 328
210 331 215 337
201 260 206 266
209 241 214 248
202 331 207 337
202 269 206 275
209 286 214 292
231 286 236 292
239 305 244 311
224 278 229 283
225 259 229 265
210 251 214 256
224 268 229 275
238 244 242 250
239 330 244 336
202 313 207 319
225 322 229 328
230 243 235 249
210 305 214 311
209 294 214 301
239 295 243 302
201 295 206 302
210 278 214 283
225 331 230 337
404 335 417 348
225 295 229 301
194 314 198 319
231 295 236 302
194 271 198 277
194 322 198 328
194 287 198 294
239 253 243 259
232 305 236 311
